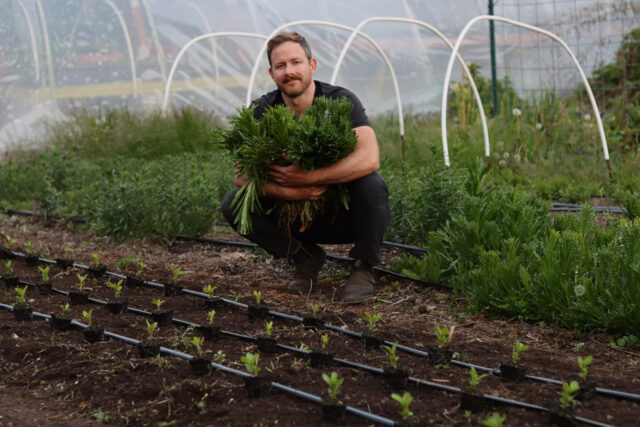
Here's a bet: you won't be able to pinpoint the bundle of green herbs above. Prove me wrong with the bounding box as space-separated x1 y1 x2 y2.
212 96 357 234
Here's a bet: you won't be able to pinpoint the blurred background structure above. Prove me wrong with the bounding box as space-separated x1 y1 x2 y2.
0 0 638 148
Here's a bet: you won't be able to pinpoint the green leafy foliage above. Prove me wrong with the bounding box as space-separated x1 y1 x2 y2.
391 391 413 421
322 371 344 401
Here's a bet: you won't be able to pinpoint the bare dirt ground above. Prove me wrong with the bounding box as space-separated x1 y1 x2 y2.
0 214 638 426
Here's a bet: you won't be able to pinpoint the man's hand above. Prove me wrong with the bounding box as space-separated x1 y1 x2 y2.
269 183 327 200
266 153 312 187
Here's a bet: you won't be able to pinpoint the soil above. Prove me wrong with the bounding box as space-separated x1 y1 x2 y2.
0 214 639 426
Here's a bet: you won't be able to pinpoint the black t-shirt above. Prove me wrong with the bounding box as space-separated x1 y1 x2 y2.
250 80 371 128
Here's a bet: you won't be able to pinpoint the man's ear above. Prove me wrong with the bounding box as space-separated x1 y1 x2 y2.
268 67 274 80
309 58 317 75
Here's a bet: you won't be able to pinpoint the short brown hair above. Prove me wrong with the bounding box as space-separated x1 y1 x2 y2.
266 31 312 67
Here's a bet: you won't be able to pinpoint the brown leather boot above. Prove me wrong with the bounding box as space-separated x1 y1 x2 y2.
341 260 376 303
287 242 326 294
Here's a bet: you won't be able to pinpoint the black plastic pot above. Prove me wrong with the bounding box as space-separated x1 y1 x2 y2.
321 398 346 424
24 255 39 266
244 375 272 397
88 264 107 278
137 339 162 358
500 363 528 382
310 351 335 368
0 248 14 260
256 337 278 353
106 298 128 314
125 275 144 288
84 326 105 343
50 313 73 331
459 387 487 412
548 402 577 427
428 347 453 366
163 283 183 297
2 275 19 288
362 333 383 350
55 258 74 269
151 309 173 327
13 304 32 321
189 357 211 376
247 304 269 323
197 324 221 341
35 281 52 295
576 376 598 401
68 290 89 305
302 316 324 330
383 365 409 391
203 296 226 311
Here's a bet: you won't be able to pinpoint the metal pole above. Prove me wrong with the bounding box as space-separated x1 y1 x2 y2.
489 0 499 116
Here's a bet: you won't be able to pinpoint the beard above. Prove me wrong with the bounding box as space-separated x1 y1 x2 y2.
277 74 312 99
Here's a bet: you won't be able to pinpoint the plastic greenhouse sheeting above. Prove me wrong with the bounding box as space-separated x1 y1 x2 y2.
0 0 638 148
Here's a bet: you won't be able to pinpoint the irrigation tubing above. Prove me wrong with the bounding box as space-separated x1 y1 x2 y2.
0 302 395 426
0 296 614 427
5 250 640 403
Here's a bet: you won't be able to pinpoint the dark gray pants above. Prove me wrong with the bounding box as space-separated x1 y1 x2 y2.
221 172 390 266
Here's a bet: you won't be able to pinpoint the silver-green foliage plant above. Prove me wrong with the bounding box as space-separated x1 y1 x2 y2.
212 97 358 234
241 352 261 376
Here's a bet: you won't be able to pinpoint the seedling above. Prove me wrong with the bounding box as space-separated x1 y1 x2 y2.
82 309 93 327
145 319 158 341
435 325 453 348
136 261 146 277
190 336 205 356
14 285 28 304
512 340 530 365
206 310 216 325
480 412 507 427
362 311 382 332
213 350 226 363
203 284 217 299
38 265 50 282
383 342 400 369
107 279 124 299
265 321 273 338
3 234 16 247
241 352 261 376
91 253 101 267
60 302 70 316
322 371 344 402
253 290 262 305
24 241 33 254
391 391 414 422
469 366 490 389
151 298 166 311
169 266 185 284
559 380 581 409
77 273 88 291
64 247 71 255
4 260 14 276
310 303 319 317
578 355 593 380
321 334 329 353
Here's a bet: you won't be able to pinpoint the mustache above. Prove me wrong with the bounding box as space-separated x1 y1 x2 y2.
282 76 301 84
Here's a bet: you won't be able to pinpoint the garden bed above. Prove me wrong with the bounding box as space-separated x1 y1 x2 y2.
0 214 638 426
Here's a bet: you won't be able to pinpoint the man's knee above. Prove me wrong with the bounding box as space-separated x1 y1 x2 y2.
348 173 389 206
221 189 238 224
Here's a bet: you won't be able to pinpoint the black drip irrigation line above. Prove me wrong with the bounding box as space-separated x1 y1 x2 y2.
550 203 625 214
0 302 395 427
6 250 640 404
0 289 614 427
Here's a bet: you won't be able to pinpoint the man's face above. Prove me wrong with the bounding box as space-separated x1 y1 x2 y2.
269 41 316 99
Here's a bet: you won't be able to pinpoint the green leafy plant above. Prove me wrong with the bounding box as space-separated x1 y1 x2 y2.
322 371 344 402
60 302 70 316
241 352 261 376
76 273 88 291
469 366 490 389
82 309 93 327
190 336 205 356
14 285 28 304
203 284 217 299
321 334 329 353
3 234 16 247
265 321 273 338
253 290 261 305
136 261 146 277
38 265 50 282
4 260 14 276
145 319 158 341
480 412 507 427
24 241 33 254
512 340 530 365
362 312 382 333
391 391 413 422
213 350 226 363
578 355 593 380
91 253 101 267
383 342 400 369
559 380 581 409
310 303 319 317
151 298 165 311
207 310 216 325
169 266 185 284
435 325 452 348
107 279 124 299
